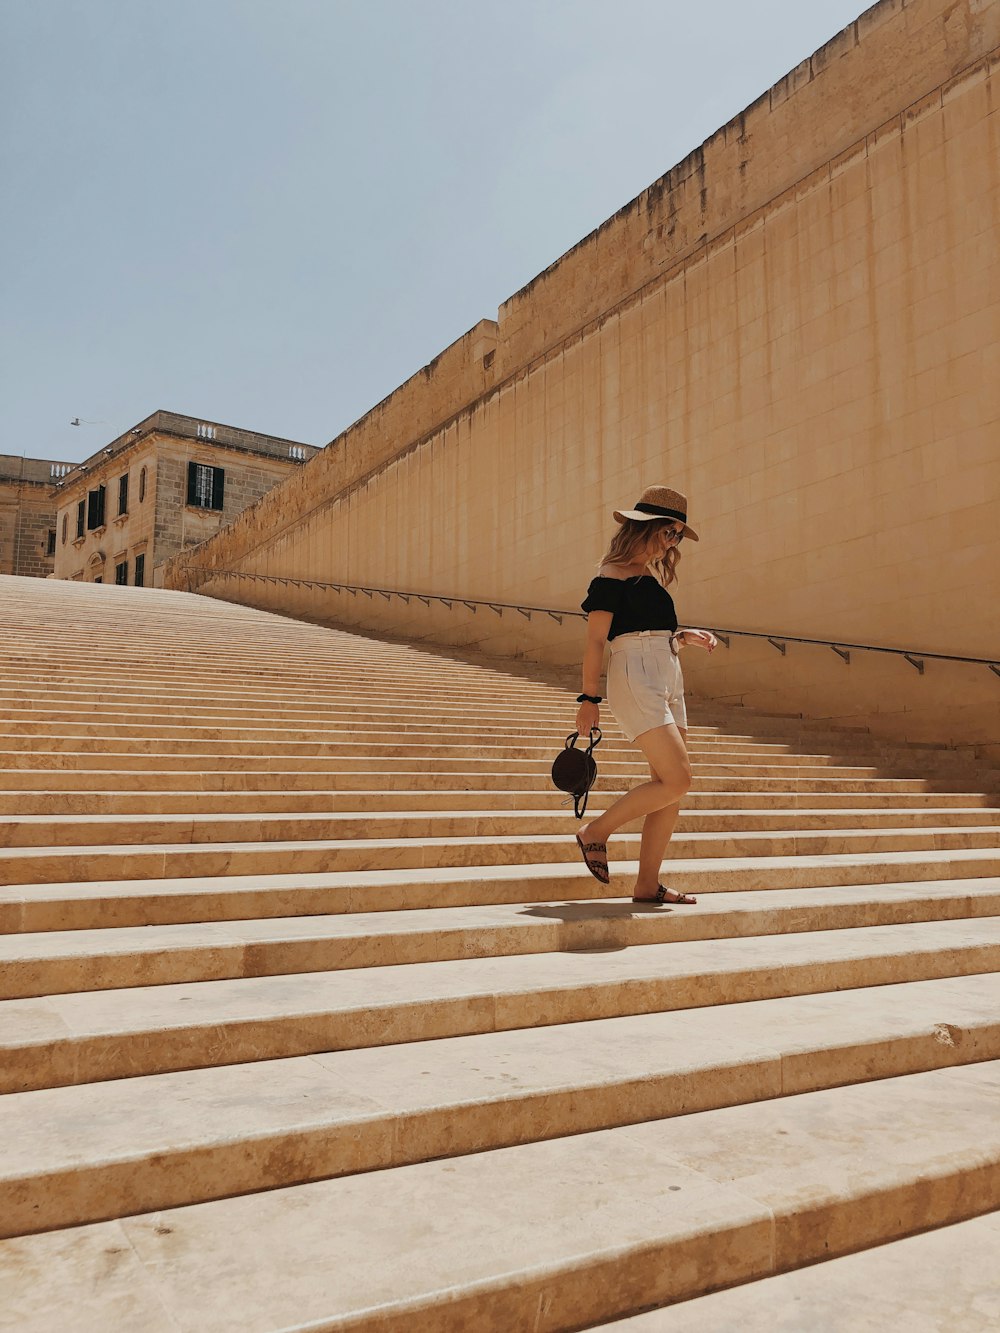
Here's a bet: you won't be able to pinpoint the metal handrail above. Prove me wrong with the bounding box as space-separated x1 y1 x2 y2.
184 567 1000 679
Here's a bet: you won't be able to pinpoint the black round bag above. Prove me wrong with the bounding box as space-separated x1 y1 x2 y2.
551 728 602 819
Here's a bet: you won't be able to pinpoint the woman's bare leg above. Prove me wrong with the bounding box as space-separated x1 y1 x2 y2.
634 726 690 900
578 724 691 879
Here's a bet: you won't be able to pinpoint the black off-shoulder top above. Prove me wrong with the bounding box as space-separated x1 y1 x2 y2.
581 574 678 641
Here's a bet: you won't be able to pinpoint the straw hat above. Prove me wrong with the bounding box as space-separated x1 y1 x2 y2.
613 485 699 541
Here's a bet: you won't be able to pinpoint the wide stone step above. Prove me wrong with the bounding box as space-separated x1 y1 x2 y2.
1 974 996 1237
0 696 852 739
3 806 999 848
0 691 584 727
0 748 894 777
0 717 769 744
0 639 565 672
0 765 942 792
0 709 970 762
4 882 1000 996
0 701 630 732
2 788 992 816
0 734 873 765
0 686 878 733
0 725 880 763
4 917 1000 1091
3 649 536 675
0 686 590 721
9 731 964 778
3 825 999 885
0 664 575 700
0 681 576 713
0 688 863 721
604 1208 1000 1331
1 640 552 669
3 1062 998 1330
0 692 892 746
6 854 1000 932
0 702 871 742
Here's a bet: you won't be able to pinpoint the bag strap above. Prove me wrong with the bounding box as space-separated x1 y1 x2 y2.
572 727 602 819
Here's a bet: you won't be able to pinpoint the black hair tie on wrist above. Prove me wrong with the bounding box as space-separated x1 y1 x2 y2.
577 694 603 704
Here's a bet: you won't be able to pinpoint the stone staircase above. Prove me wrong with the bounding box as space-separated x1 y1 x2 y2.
1 573 999 1331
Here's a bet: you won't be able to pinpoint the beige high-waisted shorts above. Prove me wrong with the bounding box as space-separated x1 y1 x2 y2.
607 630 687 742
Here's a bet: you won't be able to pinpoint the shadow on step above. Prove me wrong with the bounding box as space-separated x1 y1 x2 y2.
520 900 680 953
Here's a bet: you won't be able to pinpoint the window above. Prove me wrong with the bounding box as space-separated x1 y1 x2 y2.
46 529 56 556
61 514 68 544
93 576 103 584
139 467 147 503
86 485 106 530
134 553 145 587
76 500 85 539
187 462 224 510
115 560 128 585
118 473 129 516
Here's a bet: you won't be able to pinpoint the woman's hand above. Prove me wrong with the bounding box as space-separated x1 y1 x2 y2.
678 629 718 653
575 701 601 735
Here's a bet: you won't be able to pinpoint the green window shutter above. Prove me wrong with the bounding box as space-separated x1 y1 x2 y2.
211 467 225 510
87 485 106 529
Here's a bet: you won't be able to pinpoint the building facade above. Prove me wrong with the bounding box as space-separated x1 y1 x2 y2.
52 411 318 586
0 454 75 578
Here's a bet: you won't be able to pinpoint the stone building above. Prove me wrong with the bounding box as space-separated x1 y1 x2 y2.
52 411 318 587
0 454 75 578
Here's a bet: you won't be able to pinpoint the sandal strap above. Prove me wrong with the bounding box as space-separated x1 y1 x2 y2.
657 883 693 903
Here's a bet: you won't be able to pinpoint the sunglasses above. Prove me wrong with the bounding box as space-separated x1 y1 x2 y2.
660 525 684 542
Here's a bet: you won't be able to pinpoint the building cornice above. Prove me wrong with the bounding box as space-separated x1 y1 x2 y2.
50 412 320 502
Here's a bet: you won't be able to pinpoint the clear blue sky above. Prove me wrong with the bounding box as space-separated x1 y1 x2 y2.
2 0 868 463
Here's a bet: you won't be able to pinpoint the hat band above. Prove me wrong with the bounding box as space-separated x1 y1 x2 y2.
634 502 687 522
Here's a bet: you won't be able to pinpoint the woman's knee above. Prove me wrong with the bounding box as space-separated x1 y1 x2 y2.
647 779 673 808
659 760 692 798
648 775 687 807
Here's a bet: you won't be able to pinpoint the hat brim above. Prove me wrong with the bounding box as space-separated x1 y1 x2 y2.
613 509 699 541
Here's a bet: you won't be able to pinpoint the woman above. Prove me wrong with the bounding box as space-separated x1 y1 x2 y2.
574 486 717 904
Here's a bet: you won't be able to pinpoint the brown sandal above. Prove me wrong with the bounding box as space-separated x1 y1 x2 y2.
575 831 610 885
632 884 697 905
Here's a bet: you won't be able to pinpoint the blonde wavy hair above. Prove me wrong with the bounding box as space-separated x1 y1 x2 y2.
597 517 682 587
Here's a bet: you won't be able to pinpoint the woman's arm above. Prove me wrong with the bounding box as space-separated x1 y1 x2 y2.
576 611 612 734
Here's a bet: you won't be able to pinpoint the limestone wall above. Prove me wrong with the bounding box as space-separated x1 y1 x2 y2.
165 0 1000 758
0 456 72 578
0 480 57 578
